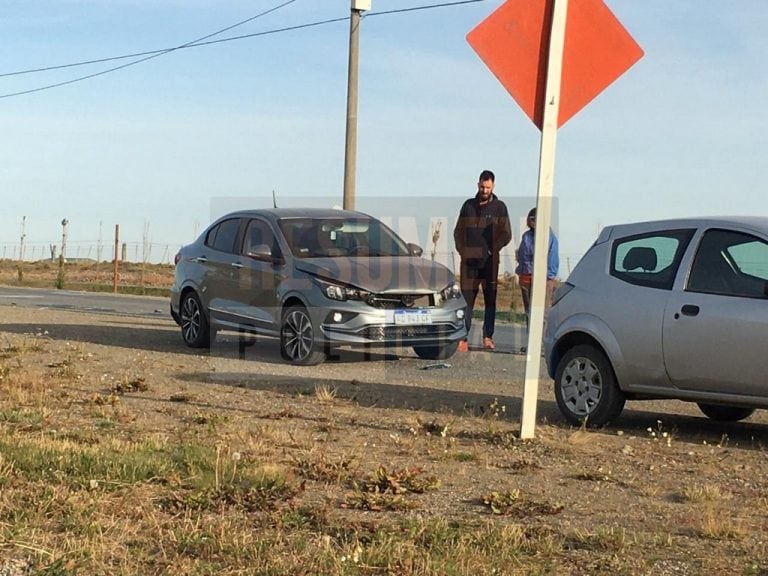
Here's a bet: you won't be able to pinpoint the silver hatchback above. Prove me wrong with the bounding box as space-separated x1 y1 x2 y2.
545 216 768 426
170 208 467 365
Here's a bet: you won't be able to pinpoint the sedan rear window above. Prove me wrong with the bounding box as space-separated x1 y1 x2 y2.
205 218 241 254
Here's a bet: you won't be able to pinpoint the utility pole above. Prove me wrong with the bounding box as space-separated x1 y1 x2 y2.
342 0 371 210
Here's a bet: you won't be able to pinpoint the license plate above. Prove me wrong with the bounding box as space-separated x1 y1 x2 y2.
394 309 432 325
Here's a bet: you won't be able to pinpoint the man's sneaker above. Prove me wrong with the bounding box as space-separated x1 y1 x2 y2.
457 339 469 352
483 337 496 350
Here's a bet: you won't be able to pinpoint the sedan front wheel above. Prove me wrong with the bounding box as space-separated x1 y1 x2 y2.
280 305 326 366
554 344 625 427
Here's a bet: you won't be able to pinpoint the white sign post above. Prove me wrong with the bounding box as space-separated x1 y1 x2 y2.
519 0 568 440
468 0 643 439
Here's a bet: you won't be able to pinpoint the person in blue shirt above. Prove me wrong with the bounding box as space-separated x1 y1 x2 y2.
515 207 559 337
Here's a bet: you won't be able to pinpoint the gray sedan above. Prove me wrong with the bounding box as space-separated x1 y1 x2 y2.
545 216 768 426
170 208 467 365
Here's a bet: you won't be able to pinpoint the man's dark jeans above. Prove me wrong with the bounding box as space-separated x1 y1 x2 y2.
459 256 500 339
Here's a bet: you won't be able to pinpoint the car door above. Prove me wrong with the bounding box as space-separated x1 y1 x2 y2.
601 229 694 389
227 218 284 335
199 217 242 319
663 228 768 396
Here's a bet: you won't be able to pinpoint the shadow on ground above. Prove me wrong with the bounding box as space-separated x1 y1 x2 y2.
5 319 768 448
0 322 403 365
176 369 563 428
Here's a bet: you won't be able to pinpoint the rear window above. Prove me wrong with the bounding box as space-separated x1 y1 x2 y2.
205 218 240 254
610 229 695 290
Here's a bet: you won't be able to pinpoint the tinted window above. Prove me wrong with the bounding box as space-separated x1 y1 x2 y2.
687 229 768 298
610 229 695 290
278 217 410 258
205 218 240 254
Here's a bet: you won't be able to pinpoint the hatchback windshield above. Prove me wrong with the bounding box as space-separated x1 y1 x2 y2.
278 217 410 258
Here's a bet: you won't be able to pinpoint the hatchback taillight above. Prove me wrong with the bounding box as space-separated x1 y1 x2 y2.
174 252 181 266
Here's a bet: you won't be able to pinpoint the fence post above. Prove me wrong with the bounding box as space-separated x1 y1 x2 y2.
113 225 120 293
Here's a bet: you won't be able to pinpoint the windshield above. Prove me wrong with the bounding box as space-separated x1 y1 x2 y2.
278 217 410 258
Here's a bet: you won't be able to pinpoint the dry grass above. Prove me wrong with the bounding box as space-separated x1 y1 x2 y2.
1 258 173 295
0 315 768 574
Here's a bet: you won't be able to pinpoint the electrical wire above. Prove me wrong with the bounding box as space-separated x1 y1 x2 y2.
0 0 487 100
0 16 345 79
0 0 298 99
366 0 486 18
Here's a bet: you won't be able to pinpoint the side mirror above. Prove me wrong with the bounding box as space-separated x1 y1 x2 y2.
407 243 423 257
247 244 276 262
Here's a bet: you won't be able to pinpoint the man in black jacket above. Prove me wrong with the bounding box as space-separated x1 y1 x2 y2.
453 170 512 351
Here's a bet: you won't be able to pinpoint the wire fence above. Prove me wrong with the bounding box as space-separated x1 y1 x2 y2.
0 241 584 276
0 241 181 265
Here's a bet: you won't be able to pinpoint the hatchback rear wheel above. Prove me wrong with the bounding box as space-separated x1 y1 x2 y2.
280 305 326 366
554 344 625 427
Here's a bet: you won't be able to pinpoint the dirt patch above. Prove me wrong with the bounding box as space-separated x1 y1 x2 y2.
1 304 768 574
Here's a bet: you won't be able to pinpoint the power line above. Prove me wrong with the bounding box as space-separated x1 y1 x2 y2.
366 0 486 18
0 0 298 99
0 0 486 100
1 5 333 80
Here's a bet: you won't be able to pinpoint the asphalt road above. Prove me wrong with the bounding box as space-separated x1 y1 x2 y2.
0 286 170 318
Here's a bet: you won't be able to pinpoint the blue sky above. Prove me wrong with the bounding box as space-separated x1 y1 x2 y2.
1 0 766 271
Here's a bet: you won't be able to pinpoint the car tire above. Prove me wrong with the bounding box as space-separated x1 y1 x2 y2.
413 342 459 360
180 291 212 349
554 344 625 427
280 305 326 366
697 403 755 422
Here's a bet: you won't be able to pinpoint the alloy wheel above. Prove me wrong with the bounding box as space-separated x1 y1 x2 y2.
181 295 201 345
282 308 315 363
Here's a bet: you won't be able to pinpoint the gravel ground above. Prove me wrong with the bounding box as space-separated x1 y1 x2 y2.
3 303 768 574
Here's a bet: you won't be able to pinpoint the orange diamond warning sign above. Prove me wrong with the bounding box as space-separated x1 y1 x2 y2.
467 0 644 129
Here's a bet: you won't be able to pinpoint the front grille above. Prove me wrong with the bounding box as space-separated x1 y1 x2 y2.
358 324 456 341
366 293 433 309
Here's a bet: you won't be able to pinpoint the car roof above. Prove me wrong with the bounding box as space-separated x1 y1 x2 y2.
219 208 372 221
597 216 768 243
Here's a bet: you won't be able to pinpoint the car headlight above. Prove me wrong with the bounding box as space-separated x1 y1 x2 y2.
440 281 462 300
315 278 370 302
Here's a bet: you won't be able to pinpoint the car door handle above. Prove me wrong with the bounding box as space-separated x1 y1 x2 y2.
231 262 244 269
680 304 700 317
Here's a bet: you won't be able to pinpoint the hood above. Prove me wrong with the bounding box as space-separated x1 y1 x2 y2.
294 256 455 294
